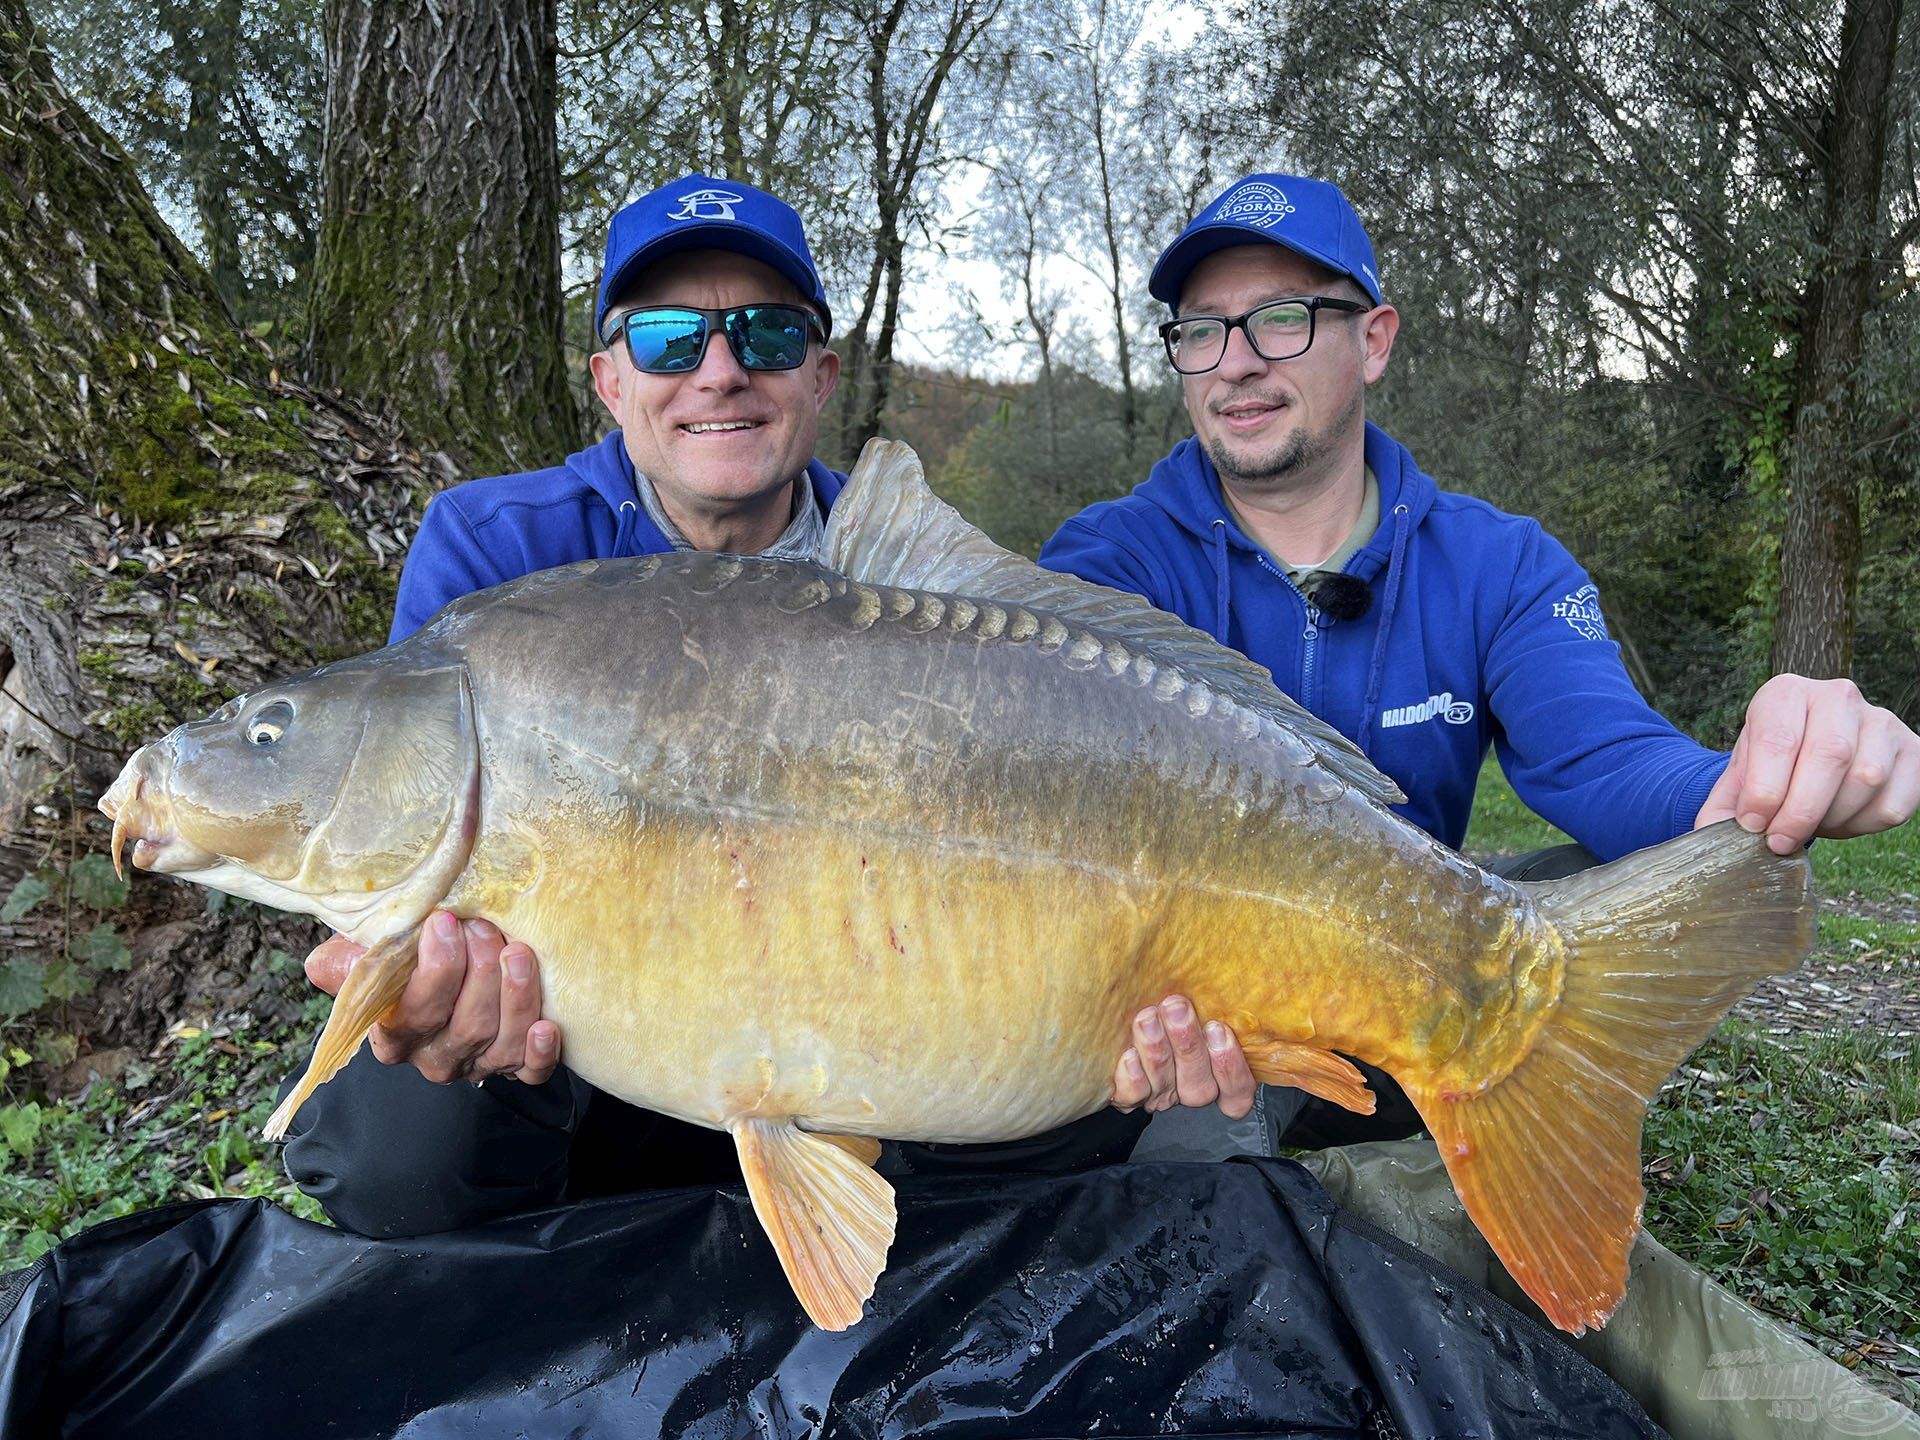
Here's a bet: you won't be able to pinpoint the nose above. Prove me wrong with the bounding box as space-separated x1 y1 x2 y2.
690 326 750 392
1214 323 1271 384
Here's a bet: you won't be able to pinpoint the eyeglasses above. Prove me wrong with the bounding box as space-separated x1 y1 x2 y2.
602 304 825 374
1159 296 1372 375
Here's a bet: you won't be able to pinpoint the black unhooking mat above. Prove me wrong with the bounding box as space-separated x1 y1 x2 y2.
0 1158 1659 1439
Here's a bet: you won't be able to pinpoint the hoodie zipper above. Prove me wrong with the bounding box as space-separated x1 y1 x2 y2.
1253 552 1323 712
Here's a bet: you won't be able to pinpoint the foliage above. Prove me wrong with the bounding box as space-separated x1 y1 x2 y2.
931 366 1186 555
0 851 136 1025
0 984 329 1269
1644 1021 1919 1379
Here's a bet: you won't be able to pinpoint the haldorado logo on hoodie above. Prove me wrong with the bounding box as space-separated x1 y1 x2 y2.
1381 692 1476 730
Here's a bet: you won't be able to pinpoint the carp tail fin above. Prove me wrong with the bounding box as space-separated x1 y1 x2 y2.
263 931 420 1140
1414 821 1813 1335
732 1119 896 1331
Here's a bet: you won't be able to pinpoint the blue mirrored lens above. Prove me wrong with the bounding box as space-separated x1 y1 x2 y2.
623 310 710 373
728 307 810 370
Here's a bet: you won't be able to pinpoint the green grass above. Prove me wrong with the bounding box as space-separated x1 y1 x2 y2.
1644 1021 1919 1374
0 1006 328 1271
1812 819 1920 905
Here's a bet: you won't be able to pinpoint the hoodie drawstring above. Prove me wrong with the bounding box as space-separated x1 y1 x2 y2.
614 499 639 557
1209 519 1231 642
1358 503 1412 755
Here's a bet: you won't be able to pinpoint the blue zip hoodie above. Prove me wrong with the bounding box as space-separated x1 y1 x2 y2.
1039 423 1729 862
390 431 848 644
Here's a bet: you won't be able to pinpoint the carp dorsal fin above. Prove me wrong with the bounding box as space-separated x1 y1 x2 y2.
822 437 1406 808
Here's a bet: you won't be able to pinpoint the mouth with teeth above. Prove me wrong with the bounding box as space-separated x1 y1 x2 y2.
681 420 763 435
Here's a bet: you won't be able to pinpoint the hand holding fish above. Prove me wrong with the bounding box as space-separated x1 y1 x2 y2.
303 913 563 1086
1694 674 1920 853
1111 995 1256 1119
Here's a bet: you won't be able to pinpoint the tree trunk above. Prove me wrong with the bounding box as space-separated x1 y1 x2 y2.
1770 0 1904 678
1 0 438 1048
305 0 578 478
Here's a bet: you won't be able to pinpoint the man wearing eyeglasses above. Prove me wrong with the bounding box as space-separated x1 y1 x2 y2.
1040 173 1920 1148
282 174 1148 1239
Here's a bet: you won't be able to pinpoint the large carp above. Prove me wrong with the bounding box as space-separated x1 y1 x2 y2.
100 440 1813 1336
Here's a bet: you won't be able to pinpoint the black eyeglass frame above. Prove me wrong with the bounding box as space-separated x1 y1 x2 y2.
1158 296 1372 374
600 303 828 373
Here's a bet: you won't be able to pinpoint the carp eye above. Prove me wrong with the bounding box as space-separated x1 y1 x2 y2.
247 700 294 747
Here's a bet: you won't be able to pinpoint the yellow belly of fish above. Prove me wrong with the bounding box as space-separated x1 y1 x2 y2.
472 810 1181 1143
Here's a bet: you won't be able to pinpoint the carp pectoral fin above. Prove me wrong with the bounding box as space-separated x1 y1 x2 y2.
262 931 419 1141
1413 821 1813 1337
732 1117 896 1331
1239 1036 1377 1115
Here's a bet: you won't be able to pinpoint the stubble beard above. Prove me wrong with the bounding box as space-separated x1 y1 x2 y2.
1203 383 1365 496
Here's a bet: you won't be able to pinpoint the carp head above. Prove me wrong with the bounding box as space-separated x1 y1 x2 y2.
98 658 481 943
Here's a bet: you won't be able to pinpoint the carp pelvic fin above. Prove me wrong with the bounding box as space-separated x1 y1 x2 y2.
732 1117 896 1331
1412 821 1813 1336
1239 1036 1376 1115
262 931 420 1141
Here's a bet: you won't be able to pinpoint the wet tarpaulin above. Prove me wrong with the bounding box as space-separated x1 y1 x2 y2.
0 1158 1659 1439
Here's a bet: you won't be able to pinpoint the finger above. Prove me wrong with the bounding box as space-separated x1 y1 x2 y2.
482 940 541 1080
516 1020 562 1087
1110 1047 1151 1111
303 933 365 997
1131 1005 1177 1111
1206 1021 1257 1120
1160 995 1220 1110
1732 681 1810 836
1693 732 1747 830
417 920 505 1083
1845 741 1920 837
1767 684 1864 852
370 911 465 1062
1821 710 1900 834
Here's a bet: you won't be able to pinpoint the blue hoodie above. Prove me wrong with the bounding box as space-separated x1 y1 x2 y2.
1039 423 1729 862
390 431 848 644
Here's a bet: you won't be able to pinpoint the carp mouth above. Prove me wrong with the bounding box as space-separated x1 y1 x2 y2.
100 751 216 878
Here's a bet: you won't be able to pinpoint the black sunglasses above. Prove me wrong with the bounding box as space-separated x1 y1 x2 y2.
602 304 825 374
1159 296 1371 374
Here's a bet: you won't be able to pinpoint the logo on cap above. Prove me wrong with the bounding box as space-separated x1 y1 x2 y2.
670 188 745 222
1214 182 1295 230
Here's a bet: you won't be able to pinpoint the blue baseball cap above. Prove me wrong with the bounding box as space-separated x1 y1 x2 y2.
596 173 833 340
1150 174 1384 309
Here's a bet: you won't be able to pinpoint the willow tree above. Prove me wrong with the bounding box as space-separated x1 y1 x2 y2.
0 0 433 1045
305 0 579 477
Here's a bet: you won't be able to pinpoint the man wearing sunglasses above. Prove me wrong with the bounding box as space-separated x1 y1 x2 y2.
1040 173 1920 1152
283 173 1146 1240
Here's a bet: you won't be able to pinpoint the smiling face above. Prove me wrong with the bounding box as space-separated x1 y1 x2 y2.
1176 245 1397 498
589 250 840 553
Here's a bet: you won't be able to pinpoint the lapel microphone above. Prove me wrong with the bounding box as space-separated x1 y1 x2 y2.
1310 572 1374 622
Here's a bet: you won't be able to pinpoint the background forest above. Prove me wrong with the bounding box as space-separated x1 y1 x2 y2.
1 0 1916 1401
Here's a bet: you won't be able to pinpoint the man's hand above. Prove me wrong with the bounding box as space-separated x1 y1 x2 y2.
1110 994 1256 1119
1696 675 1920 853
304 911 562 1085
